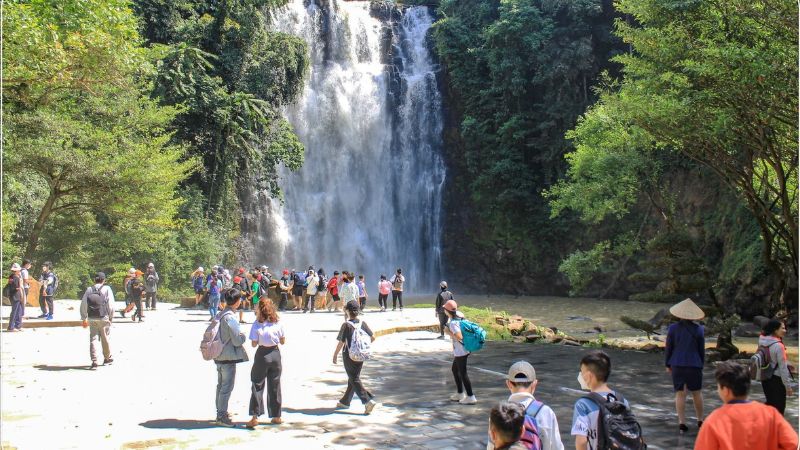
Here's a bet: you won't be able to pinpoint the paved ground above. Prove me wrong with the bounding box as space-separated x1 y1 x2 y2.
1 301 797 449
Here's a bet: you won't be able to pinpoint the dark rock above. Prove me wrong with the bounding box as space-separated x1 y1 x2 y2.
567 316 592 321
734 323 762 338
647 308 671 328
639 343 660 352
753 315 770 330
561 339 582 346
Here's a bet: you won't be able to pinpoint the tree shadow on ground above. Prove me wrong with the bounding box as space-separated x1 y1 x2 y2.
34 364 93 371
283 407 364 416
139 419 226 430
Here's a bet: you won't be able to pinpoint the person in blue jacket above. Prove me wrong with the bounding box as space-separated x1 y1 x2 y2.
665 298 705 433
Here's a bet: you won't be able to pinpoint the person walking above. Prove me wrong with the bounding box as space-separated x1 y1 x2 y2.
377 275 391 312
6 263 24 332
207 270 222 319
144 263 159 310
38 261 56 320
489 402 529 450
356 275 368 311
665 298 706 432
192 267 205 306
316 268 328 310
390 269 405 311
303 269 319 313
327 271 342 312
129 275 145 322
339 272 359 318
246 299 285 428
443 299 477 404
212 288 249 427
80 272 115 369
332 300 378 414
759 319 794 415
694 361 798 450
435 281 454 339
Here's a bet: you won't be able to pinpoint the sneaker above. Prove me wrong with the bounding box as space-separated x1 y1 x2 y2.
679 424 689 433
335 402 349 409
90 362 98 370
437 335 445 339
392 308 396 311
214 416 235 428
697 421 703 429
310 309 315 313
37 314 47 319
449 392 466 402
103 358 113 365
364 399 378 415
46 314 53 320
459 395 477 405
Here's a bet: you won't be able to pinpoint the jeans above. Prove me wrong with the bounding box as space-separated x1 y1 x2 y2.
145 292 157 309
89 319 112 362
40 295 54 315
304 293 316 311
249 346 282 418
132 298 144 321
215 363 237 419
8 298 24 330
391 290 403 309
452 354 473 396
763 375 787 415
209 293 221 318
341 352 372 405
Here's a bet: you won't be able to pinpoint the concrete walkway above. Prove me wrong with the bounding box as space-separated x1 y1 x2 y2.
1 301 797 449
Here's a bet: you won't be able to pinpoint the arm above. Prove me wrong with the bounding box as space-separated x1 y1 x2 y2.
80 288 89 322
697 325 705 365
773 343 794 393
227 316 246 347
665 325 674 370
332 341 345 364
777 410 800 449
104 286 115 322
575 436 588 450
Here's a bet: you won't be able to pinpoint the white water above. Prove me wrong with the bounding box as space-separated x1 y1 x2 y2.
249 1 445 292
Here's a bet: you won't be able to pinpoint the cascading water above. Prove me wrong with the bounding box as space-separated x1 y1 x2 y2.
248 0 445 293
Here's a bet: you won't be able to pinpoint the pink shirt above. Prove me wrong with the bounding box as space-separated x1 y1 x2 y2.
378 280 392 295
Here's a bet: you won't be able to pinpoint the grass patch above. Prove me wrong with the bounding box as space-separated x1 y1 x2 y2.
408 303 520 341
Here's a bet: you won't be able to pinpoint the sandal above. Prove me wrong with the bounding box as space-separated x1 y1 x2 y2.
270 417 283 425
245 418 258 429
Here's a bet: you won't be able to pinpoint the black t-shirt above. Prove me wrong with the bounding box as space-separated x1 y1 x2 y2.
8 274 21 300
337 319 373 353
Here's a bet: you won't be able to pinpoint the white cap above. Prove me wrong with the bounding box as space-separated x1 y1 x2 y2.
197 266 204 272
507 361 536 382
128 268 136 275
10 263 21 271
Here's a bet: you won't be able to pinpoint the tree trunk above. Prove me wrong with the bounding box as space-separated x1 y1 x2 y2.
25 188 59 257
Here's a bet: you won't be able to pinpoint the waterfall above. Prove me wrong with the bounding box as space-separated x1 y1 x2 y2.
249 0 445 293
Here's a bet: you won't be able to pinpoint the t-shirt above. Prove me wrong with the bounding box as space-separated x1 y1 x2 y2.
251 281 261 303
391 274 405 291
340 282 359 304
449 319 469 357
328 277 339 295
694 400 798 450
357 281 366 297
249 320 285 347
571 390 628 450
20 268 29 289
306 275 319 295
279 276 291 292
337 319 373 354
7 274 22 301
378 280 391 295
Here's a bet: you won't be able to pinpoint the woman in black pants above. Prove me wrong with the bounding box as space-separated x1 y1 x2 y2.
759 319 794 414
443 299 477 404
332 301 378 415
246 299 285 428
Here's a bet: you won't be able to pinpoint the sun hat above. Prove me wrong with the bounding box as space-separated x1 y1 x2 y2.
440 281 448 289
197 266 204 272
507 361 536 383
669 298 705 321
443 299 457 311
10 263 21 272
128 268 136 275
148 263 155 268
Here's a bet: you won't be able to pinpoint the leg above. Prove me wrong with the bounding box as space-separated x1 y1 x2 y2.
360 297 366 311
456 355 473 396
392 291 398 310
249 347 268 418
438 312 448 336
675 388 687 425
397 291 403 309
8 300 19 330
451 358 463 393
151 292 157 309
99 320 112 361
690 390 704 422
216 363 236 419
46 296 54 317
266 349 283 418
763 375 787 414
342 353 371 404
40 294 48 315
89 321 100 363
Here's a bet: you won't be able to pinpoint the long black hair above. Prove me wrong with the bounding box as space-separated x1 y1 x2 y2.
763 319 783 336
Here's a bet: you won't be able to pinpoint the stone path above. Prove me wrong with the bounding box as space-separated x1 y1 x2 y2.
1 301 797 449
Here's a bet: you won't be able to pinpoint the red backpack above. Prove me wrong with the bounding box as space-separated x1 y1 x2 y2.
519 400 544 450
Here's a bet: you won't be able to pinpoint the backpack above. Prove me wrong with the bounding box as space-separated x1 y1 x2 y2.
347 321 372 362
392 275 403 289
192 275 204 290
2 278 13 299
51 272 59 295
257 279 268 298
583 392 646 450
750 341 780 381
200 311 233 361
86 286 109 319
295 272 307 287
519 400 544 450
458 319 487 353
318 274 327 292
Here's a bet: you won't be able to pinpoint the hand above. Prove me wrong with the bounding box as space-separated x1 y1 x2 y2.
332 354 338 365
787 387 794 397
82 320 88 328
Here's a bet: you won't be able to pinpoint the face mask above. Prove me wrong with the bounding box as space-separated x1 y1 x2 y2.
577 372 590 390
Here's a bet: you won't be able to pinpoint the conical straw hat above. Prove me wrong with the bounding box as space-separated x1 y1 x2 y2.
669 298 705 321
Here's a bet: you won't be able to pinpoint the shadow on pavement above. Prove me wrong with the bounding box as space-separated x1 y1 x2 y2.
139 419 222 430
283 407 363 416
34 364 93 371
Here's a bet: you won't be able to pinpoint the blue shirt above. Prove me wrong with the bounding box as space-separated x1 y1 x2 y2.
665 321 705 368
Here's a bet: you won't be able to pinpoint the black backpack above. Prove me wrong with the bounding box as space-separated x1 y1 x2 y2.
257 279 268 298
318 275 327 292
583 392 646 450
86 286 108 319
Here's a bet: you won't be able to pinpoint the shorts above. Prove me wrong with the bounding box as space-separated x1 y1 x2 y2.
671 366 703 392
194 287 204 294
332 294 340 302
292 286 304 296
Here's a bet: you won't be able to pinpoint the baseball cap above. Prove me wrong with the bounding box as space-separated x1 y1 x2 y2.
95 272 106 281
507 361 536 383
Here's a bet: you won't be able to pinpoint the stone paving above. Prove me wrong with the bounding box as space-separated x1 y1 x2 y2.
1 301 797 449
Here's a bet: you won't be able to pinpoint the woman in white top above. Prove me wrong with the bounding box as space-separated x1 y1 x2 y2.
444 299 477 404
246 299 285 428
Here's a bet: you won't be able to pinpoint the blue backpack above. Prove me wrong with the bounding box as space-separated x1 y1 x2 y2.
459 319 487 352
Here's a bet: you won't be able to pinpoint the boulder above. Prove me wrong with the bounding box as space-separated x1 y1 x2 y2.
561 339 582 346
734 323 761 338
752 315 770 330
647 307 671 328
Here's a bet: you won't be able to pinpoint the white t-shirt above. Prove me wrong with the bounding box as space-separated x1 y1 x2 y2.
249 321 285 347
449 319 469 357
391 274 405 291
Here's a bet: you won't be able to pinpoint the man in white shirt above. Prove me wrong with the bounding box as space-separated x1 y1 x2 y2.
80 272 115 370
303 270 319 313
488 361 564 450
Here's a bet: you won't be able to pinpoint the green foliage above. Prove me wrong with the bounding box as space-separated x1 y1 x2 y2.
559 241 610 295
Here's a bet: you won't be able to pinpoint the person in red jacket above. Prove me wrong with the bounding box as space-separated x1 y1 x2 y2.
694 361 797 450
326 271 341 312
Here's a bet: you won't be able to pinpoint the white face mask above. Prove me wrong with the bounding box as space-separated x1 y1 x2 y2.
577 372 590 390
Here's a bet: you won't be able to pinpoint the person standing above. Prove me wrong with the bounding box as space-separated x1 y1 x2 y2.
38 262 56 320
443 299 477 404
129 275 145 322
357 275 368 311
339 272 359 318
435 281 454 339
20 259 32 308
80 272 114 369
303 269 319 313
291 269 306 311
377 275 391 312
6 263 24 332
246 299 285 428
327 271 342 312
694 361 798 450
277 270 292 312
144 263 159 310
212 289 249 427
665 298 706 432
332 300 378 415
759 319 794 415
316 268 328 310
390 268 405 311
192 267 205 306
207 271 222 319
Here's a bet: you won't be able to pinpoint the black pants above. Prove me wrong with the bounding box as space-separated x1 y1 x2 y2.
438 311 449 336
278 293 288 311
304 293 316 311
762 375 787 414
250 346 282 418
378 294 388 309
341 352 372 405
145 292 157 309
40 295 54 315
359 297 366 310
391 290 403 309
452 354 473 396
132 298 144 320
